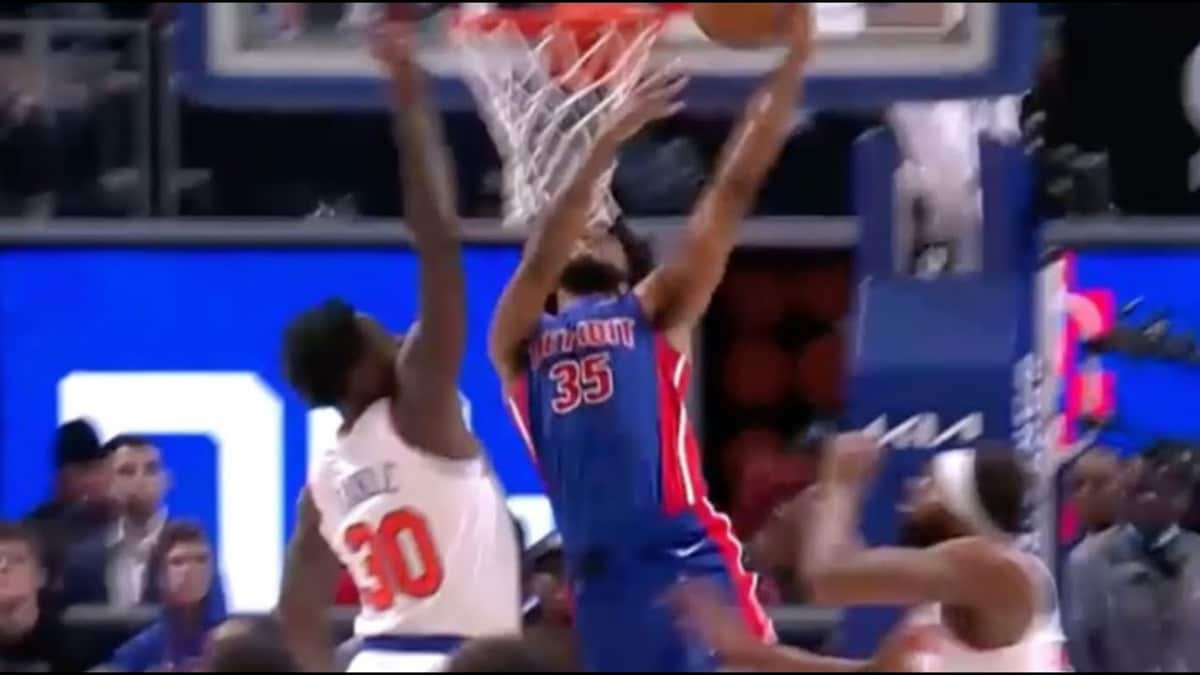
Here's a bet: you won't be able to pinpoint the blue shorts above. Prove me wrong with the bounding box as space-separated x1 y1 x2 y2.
571 548 772 672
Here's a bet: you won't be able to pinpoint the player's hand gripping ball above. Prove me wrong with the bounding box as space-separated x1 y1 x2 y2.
691 3 811 50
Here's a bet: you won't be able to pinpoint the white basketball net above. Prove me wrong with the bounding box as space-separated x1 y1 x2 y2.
455 14 663 230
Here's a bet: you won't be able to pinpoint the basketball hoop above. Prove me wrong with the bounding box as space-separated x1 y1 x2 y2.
453 3 667 230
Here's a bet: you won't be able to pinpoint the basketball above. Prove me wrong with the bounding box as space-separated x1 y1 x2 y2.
691 3 803 49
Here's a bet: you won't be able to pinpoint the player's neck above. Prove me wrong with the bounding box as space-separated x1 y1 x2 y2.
555 289 619 311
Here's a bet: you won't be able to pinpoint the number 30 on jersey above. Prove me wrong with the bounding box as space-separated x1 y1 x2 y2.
344 508 444 611
549 353 614 414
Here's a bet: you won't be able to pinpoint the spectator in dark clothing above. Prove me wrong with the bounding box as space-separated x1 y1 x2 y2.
1066 449 1200 672
521 533 577 670
0 86 58 219
62 435 171 607
0 522 84 671
107 521 227 672
24 420 114 592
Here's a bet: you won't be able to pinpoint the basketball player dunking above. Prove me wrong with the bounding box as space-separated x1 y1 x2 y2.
804 434 1065 672
487 9 849 671
276 28 519 673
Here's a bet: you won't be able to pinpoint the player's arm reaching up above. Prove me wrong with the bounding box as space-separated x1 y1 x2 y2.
374 26 475 457
277 488 341 673
635 6 812 350
488 69 687 384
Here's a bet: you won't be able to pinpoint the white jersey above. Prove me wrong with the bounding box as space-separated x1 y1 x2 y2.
905 553 1066 672
309 399 521 643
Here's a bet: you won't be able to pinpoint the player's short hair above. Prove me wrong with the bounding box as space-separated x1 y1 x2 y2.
282 298 363 407
445 636 570 672
973 445 1031 535
610 216 654 285
208 617 299 672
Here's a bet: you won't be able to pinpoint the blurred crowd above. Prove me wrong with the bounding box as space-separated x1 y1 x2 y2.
0 3 1196 220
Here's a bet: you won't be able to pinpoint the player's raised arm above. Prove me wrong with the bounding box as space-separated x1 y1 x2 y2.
276 488 341 673
373 28 470 435
488 70 687 384
635 8 812 345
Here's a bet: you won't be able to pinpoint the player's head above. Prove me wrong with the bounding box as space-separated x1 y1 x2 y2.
204 617 299 672
557 216 654 298
282 298 400 409
899 445 1029 547
1069 446 1122 534
1123 446 1193 541
445 636 571 672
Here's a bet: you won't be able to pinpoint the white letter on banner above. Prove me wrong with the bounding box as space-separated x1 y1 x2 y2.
58 372 283 613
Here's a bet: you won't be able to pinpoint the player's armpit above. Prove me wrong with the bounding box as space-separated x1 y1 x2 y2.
276 488 341 673
488 136 623 384
634 11 810 343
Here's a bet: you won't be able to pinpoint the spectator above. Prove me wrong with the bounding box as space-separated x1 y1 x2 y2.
1065 448 1200 672
203 617 298 672
62 435 170 607
107 522 227 672
24 420 114 591
0 85 58 220
522 533 577 670
1067 446 1122 540
0 522 81 671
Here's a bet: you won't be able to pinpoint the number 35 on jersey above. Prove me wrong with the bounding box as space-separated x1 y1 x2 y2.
549 353 614 414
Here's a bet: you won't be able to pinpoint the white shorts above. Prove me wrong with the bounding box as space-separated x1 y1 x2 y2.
345 635 465 673
347 649 448 672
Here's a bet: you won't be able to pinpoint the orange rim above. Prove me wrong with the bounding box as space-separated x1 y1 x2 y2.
454 3 666 88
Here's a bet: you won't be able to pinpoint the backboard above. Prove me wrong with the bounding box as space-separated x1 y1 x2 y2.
174 3 1037 110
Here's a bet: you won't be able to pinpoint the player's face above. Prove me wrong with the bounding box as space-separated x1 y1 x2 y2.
559 229 630 296
898 466 954 547
346 315 400 403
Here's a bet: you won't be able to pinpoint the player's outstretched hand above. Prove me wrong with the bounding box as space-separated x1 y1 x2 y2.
600 67 688 144
820 432 882 489
667 578 761 667
786 4 815 63
370 23 424 102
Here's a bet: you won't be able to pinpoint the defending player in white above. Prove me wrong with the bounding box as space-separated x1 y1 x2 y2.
274 26 520 673
804 434 1065 672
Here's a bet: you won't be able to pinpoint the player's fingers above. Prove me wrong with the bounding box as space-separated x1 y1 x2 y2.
633 63 685 96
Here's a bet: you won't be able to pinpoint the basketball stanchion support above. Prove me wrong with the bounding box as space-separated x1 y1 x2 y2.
838 127 1038 658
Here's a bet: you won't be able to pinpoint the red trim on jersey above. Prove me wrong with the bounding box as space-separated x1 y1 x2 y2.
653 334 776 643
505 376 539 467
